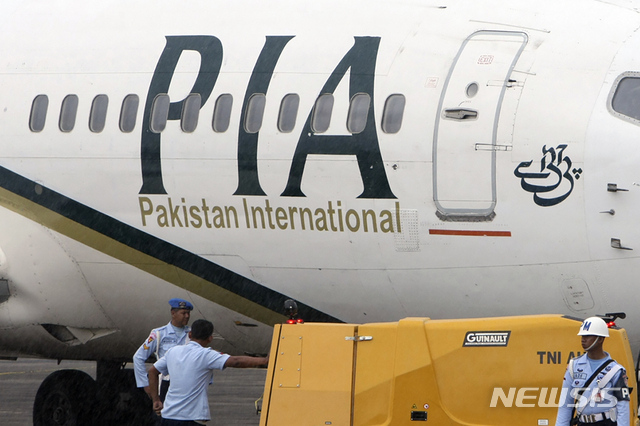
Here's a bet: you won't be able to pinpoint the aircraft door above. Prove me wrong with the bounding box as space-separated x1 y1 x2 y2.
434 31 528 221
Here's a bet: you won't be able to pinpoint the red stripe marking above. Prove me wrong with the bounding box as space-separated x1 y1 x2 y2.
429 229 511 237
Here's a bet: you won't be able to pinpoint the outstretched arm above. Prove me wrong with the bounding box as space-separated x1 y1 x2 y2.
224 354 269 368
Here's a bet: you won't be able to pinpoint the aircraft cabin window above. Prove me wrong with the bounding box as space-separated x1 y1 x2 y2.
59 95 79 132
278 93 300 133
212 94 233 133
150 94 170 133
311 94 334 133
381 94 406 134
611 76 640 121
29 95 49 132
119 94 139 133
244 93 266 134
181 93 201 133
347 93 371 134
89 95 109 133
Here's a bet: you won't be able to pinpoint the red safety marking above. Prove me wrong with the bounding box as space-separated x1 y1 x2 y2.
429 229 511 237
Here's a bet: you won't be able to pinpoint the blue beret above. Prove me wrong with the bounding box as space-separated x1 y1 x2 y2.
169 298 193 310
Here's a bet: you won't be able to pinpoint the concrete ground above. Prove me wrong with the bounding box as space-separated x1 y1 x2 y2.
0 358 266 426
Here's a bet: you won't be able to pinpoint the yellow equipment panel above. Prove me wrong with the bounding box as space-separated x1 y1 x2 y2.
275 332 302 388
424 315 637 426
260 315 638 426
261 323 357 426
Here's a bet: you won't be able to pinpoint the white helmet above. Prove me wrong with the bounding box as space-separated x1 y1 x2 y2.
577 317 609 337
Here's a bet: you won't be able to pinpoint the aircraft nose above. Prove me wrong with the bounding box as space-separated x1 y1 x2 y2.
0 204 113 332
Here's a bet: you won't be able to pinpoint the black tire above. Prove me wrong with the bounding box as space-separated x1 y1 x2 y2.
33 369 96 426
95 368 156 426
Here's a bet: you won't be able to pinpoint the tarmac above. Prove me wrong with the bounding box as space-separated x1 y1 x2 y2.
0 358 266 426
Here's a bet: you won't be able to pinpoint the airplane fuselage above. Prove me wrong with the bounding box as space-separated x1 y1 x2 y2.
0 0 639 364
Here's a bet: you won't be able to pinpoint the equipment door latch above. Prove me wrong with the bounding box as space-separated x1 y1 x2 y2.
345 336 373 341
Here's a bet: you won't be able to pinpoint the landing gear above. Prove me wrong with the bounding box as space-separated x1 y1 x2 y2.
33 362 156 426
95 361 156 426
33 370 96 426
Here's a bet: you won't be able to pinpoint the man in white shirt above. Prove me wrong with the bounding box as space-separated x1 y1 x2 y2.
148 319 268 425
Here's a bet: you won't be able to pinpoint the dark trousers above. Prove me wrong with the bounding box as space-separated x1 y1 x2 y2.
160 380 170 402
160 419 202 426
155 381 172 425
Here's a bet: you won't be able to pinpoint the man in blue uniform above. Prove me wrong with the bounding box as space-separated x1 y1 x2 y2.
556 316 630 426
147 319 268 425
133 298 194 402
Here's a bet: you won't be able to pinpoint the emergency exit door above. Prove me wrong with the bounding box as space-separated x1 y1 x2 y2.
433 30 527 220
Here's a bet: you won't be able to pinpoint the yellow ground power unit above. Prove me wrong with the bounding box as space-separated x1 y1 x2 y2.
259 315 637 426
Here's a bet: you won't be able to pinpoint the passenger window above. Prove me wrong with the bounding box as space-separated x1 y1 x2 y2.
150 94 170 133
181 93 201 133
119 94 139 133
311 94 334 133
29 95 49 132
89 95 109 133
611 76 640 121
59 95 79 132
347 93 370 134
212 94 233 133
278 94 300 133
244 94 266 133
381 94 406 134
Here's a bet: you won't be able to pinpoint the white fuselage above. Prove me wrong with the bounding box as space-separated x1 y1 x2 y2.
0 0 639 360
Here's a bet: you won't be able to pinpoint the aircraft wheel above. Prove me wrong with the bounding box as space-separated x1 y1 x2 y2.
33 369 96 426
94 364 156 426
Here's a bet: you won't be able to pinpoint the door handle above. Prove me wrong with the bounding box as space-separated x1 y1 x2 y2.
443 108 478 120
611 238 632 250
608 183 629 192
345 336 373 341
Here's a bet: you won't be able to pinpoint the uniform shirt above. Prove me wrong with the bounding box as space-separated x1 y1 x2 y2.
556 353 630 426
153 341 230 421
133 322 191 387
